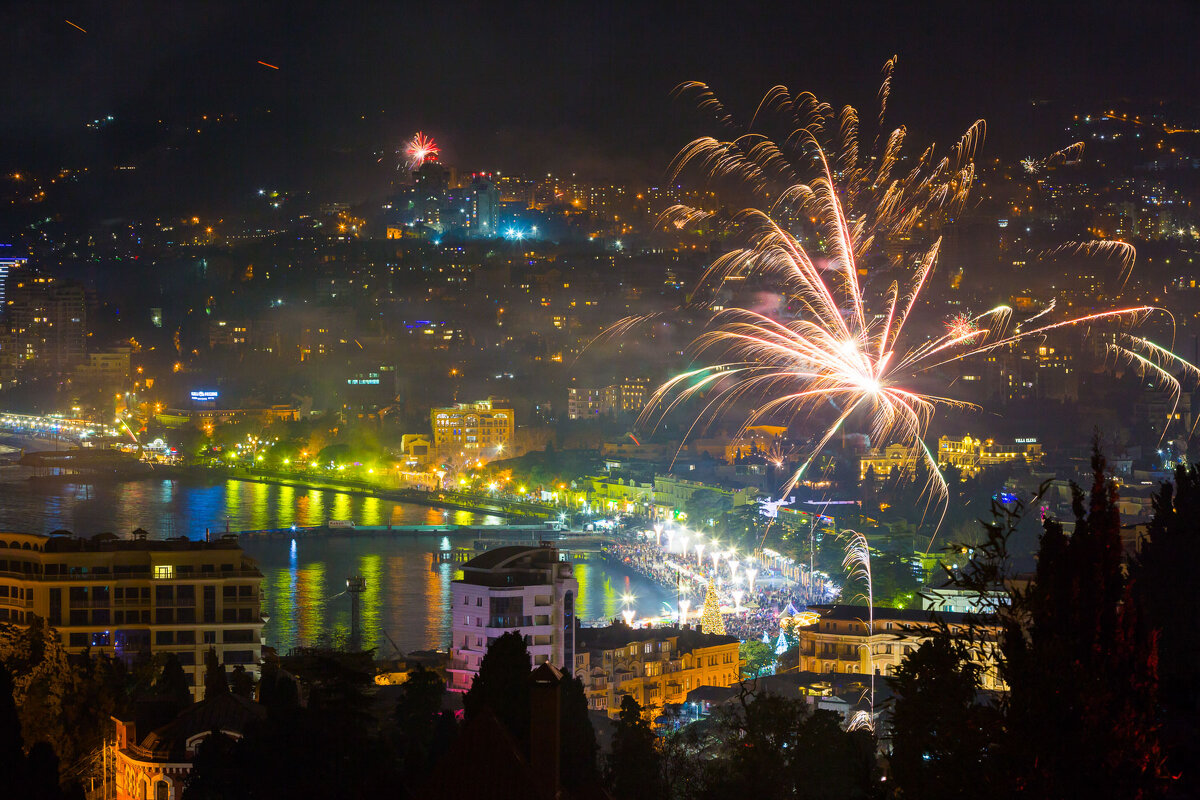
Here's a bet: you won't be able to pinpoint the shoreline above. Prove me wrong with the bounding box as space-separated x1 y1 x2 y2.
16 462 557 521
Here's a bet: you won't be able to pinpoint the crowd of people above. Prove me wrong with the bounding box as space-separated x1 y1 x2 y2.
602 535 837 642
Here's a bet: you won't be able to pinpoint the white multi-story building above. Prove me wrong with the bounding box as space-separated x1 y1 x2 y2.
448 545 578 692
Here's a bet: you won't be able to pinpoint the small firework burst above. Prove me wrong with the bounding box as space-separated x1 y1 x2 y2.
945 312 982 340
404 132 439 170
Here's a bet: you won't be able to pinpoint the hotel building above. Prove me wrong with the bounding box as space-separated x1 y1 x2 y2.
573 624 742 722
0 531 264 698
795 604 1004 691
431 398 514 455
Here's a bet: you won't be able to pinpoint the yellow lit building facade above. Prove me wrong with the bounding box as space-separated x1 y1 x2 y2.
861 436 1044 481
430 398 514 454
858 443 917 481
796 604 1004 691
574 625 742 723
937 435 1044 477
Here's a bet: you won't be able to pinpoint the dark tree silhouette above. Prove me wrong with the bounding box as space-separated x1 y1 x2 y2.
607 695 662 800
0 666 26 781
185 652 398 800
558 674 598 790
463 631 531 749
889 637 996 800
229 665 254 699
699 691 875 800
1136 463 1200 710
182 732 245 800
255 656 298 714
202 649 229 699
1002 451 1162 797
155 653 195 711
788 709 876 800
393 664 452 780
0 666 80 800
935 446 1165 798
1132 462 1200 795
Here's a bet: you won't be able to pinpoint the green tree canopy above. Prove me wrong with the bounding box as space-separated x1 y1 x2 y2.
684 489 733 526
740 639 774 679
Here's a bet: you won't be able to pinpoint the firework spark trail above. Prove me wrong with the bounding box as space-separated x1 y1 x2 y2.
571 313 665 369
841 530 875 732
1022 141 1086 174
642 61 1200 546
1108 333 1200 437
670 70 985 266
1020 298 1056 327
1037 239 1137 287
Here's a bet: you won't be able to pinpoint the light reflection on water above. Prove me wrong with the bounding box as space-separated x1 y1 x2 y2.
0 471 673 655
249 535 673 655
0 471 501 534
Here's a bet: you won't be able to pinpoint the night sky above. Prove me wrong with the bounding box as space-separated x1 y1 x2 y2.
3 1 1198 188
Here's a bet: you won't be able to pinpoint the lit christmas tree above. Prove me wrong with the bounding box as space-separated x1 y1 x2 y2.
700 577 726 635
775 629 789 656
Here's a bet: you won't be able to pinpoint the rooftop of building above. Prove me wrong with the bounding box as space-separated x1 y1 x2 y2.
806 604 995 627
460 545 559 571
576 622 737 655
131 692 267 762
1 531 247 554
681 673 897 710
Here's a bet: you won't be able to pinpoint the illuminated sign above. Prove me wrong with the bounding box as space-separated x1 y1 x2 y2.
1015 438 1038 444
190 390 219 402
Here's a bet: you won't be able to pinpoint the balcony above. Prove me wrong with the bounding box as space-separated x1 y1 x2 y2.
1 568 262 582
0 596 32 609
151 568 261 580
68 600 113 609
